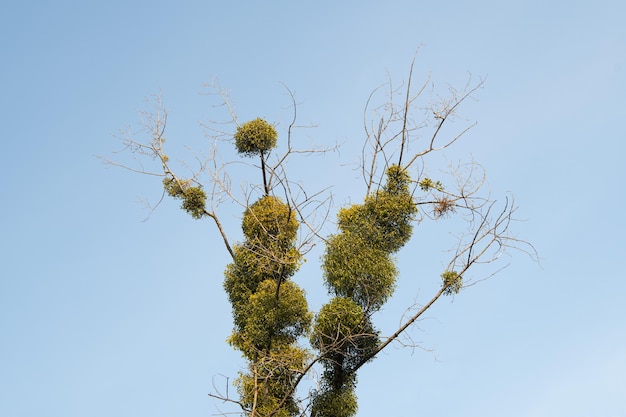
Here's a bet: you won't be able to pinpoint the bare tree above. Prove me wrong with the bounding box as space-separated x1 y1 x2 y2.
104 52 537 417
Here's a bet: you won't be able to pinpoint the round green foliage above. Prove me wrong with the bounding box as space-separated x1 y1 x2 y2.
310 165 416 414
180 187 206 219
224 244 271 296
237 369 297 417
441 270 462 295
223 247 257 329
311 297 365 351
235 344 309 417
223 241 301 300
231 279 311 353
163 177 206 219
374 164 417 249
384 164 412 195
235 345 309 417
311 298 376 417
163 176 187 197
224 244 302 329
311 297 378 362
234 118 278 156
419 177 444 192
337 165 417 253
225 194 304 354
310 385 358 417
242 195 299 247
323 233 397 310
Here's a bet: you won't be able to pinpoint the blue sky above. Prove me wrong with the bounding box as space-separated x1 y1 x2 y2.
1 1 625 416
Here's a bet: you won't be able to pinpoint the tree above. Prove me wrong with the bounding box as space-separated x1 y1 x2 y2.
106 54 536 417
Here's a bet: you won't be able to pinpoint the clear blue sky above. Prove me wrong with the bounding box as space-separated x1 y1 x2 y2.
1 1 625 416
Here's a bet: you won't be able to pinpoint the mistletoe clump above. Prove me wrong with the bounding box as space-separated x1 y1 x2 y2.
441 270 462 295
224 123 311 416
162 176 207 219
234 118 278 157
310 164 417 417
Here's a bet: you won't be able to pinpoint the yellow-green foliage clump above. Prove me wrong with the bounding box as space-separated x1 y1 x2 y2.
337 165 417 253
229 279 311 354
236 345 309 417
419 177 444 192
310 297 378 367
441 270 462 295
242 195 299 248
310 383 358 417
234 118 278 156
323 233 397 310
310 297 374 417
224 242 302 329
323 164 415 311
224 196 302 328
310 164 417 417
223 193 309 417
163 176 206 219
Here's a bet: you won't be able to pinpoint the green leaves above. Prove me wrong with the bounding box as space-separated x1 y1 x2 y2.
322 164 416 312
310 383 358 417
310 297 376 417
163 176 206 219
236 346 307 417
234 118 278 156
310 165 417 417
222 164 420 417
242 195 299 248
323 233 397 311
337 165 416 253
441 270 462 295
311 297 378 365
229 279 311 355
225 196 302 324
419 176 444 192
224 193 309 417
311 297 367 351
